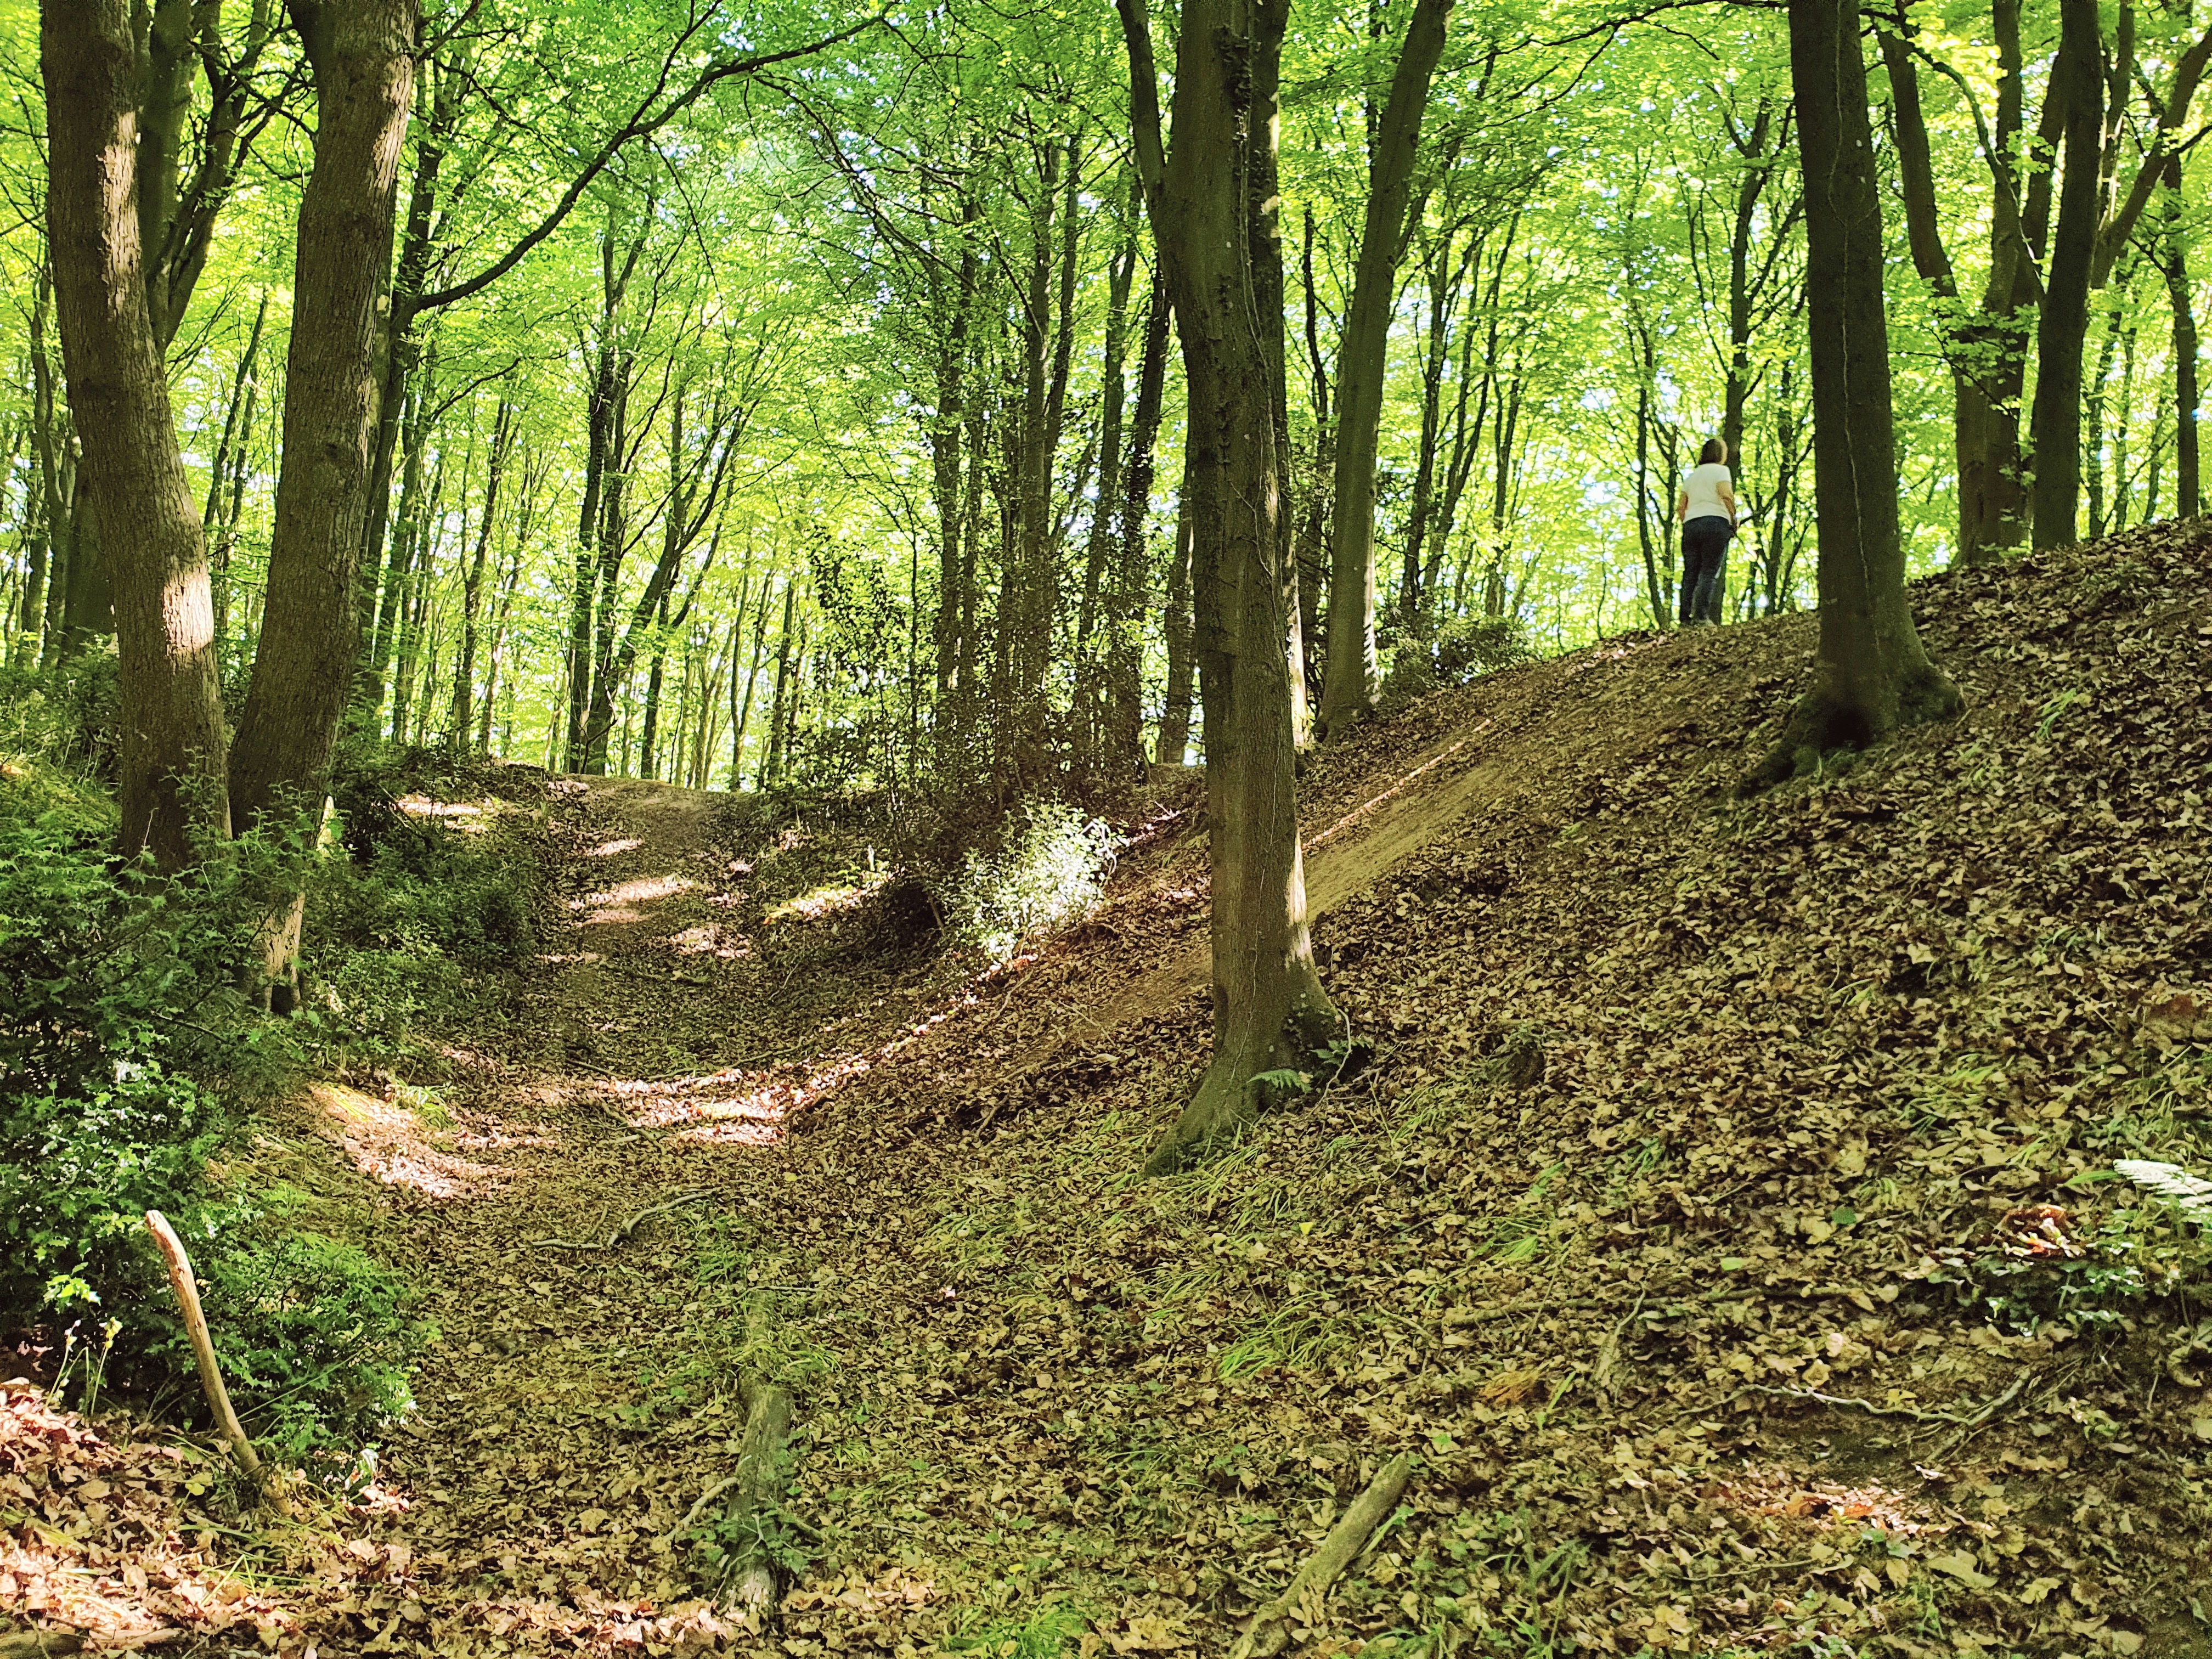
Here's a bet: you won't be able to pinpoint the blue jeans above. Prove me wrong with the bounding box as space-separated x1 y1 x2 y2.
1679 516 1731 624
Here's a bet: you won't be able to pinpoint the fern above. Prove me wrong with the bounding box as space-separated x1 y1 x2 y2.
2114 1160 2212 1223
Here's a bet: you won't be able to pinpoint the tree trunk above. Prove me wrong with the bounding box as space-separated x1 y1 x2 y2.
41 0 230 872
1318 0 1453 740
760 582 798 789
2029 0 2105 551
21 262 72 669
729 574 771 789
451 394 514 743
202 290 269 650
1155 481 1196 764
1120 0 1340 1171
2163 151 2200 517
1107 262 1171 780
230 0 417 843
1748 0 1961 792
363 359 432 712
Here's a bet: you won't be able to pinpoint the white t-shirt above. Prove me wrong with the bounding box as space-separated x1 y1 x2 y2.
1682 462 1734 523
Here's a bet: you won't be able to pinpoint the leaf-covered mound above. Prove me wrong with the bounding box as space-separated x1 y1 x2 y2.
731 522 2211 1656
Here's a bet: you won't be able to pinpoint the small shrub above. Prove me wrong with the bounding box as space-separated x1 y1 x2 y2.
939 800 1115 959
201 1225 430 1475
0 803 255 1324
1383 615 1534 711
0 762 437 1475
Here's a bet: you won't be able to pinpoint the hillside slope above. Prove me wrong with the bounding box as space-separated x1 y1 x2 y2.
2 523 2207 1659
759 522 2212 1657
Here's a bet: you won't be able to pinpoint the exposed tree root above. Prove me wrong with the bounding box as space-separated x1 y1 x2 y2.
532 1188 715 1251
1229 1451 1413 1658
1739 667 1964 798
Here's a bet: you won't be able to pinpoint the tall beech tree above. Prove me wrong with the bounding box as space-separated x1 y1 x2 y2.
41 0 230 872
1748 0 1959 791
1317 0 1455 740
1120 0 1341 1172
226 0 417 1007
2028 0 2103 552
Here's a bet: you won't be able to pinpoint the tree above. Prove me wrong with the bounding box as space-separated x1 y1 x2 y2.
225 0 418 1003
41 0 230 873
1746 0 1959 791
1120 0 1341 1172
2028 0 2104 551
1317 0 1455 739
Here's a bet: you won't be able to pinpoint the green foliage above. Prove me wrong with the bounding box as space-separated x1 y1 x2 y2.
0 800 250 1322
940 800 1115 960
944 1599 1091 1657
201 1225 430 1475
0 743 456 1472
303 742 537 1066
0 657 123 786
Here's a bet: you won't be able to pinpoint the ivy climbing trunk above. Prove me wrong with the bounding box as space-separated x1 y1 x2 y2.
1119 0 1340 1173
1748 0 1960 791
41 0 230 873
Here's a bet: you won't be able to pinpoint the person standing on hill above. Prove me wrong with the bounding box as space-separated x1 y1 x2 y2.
1675 437 1740 625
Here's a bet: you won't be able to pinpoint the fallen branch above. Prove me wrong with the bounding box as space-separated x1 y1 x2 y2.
1734 1372 2032 1427
0 1629 87 1657
534 1188 715 1251
144 1211 264 1496
714 1290 798 1620
1229 1452 1413 1659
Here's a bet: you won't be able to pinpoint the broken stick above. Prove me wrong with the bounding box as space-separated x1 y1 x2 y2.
534 1188 715 1251
1229 1451 1413 1659
144 1211 264 1494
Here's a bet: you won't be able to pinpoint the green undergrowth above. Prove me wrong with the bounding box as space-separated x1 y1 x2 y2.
1 708 549 1480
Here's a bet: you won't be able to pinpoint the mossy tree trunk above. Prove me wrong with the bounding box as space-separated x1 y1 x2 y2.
42 0 230 873
1119 0 1340 1173
1748 0 1960 792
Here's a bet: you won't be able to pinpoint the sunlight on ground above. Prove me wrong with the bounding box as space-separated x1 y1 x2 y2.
763 873 885 925
1309 726 1486 851
397 796 488 833
586 837 643 858
592 1045 888 1147
573 872 698 924
669 922 748 959
307 1082 513 1199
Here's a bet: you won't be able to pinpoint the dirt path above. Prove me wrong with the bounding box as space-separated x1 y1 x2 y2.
314 727 1537 1649
326 780 825 1651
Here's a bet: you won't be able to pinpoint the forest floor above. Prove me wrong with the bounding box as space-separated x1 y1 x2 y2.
7 523 2212 1659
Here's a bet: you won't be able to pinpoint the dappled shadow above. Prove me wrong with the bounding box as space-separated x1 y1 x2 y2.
304 1081 516 1199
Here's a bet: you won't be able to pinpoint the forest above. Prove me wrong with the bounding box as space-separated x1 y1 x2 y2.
3 0 2212 1653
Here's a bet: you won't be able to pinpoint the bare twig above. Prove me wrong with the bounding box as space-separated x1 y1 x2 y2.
534 1188 716 1251
1734 1372 2033 1427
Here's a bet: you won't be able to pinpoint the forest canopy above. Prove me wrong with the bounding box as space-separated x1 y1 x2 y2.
4 0 2187 815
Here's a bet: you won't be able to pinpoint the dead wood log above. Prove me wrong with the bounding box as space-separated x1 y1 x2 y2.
715 1376 795 1616
144 1210 264 1495
1229 1451 1413 1659
707 1288 799 1620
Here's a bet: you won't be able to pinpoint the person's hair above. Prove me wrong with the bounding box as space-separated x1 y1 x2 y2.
1700 437 1729 466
